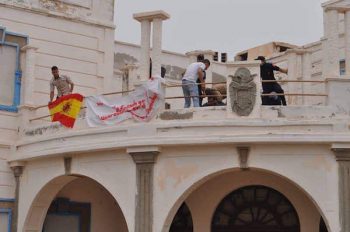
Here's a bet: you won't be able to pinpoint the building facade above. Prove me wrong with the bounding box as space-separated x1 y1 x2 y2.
0 0 350 232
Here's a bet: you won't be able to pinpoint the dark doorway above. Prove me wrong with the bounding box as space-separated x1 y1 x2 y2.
319 217 328 232
170 202 193 232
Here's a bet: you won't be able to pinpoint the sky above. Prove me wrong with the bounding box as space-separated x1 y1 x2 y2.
114 0 328 59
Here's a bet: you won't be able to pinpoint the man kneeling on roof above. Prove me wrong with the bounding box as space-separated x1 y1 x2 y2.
202 84 226 107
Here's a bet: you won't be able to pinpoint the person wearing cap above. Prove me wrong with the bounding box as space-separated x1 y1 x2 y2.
255 56 288 106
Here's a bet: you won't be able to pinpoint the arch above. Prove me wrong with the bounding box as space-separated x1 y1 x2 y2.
23 174 129 232
211 185 300 232
162 168 331 232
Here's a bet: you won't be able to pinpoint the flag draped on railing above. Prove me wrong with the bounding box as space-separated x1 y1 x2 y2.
85 77 165 127
48 93 84 128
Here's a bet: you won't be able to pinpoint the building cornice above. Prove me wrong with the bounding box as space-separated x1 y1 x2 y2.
0 2 115 29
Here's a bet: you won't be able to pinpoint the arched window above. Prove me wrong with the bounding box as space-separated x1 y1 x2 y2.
211 185 300 232
169 202 193 232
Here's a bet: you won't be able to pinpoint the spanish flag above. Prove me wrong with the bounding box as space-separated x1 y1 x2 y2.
48 94 84 128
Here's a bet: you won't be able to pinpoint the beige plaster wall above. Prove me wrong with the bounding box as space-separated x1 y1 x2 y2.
0 147 14 199
56 177 128 232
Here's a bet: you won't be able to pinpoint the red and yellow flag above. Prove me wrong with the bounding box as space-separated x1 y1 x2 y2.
48 94 84 128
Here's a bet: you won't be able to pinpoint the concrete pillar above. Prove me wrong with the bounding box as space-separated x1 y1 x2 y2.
287 51 297 105
332 145 350 232
152 18 163 77
323 9 340 78
287 49 307 105
140 20 151 81
21 45 38 106
326 77 350 114
128 146 160 232
134 11 170 81
9 162 25 232
103 28 116 93
345 11 350 76
302 51 312 105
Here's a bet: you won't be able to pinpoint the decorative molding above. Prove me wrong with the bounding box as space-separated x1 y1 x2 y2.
133 10 170 22
64 157 72 175
237 146 250 170
332 144 350 161
10 165 24 232
229 68 256 116
130 152 159 164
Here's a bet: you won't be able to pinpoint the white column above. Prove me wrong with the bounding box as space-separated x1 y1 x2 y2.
21 45 37 106
302 52 312 105
151 18 163 77
140 20 151 81
288 52 297 105
345 11 350 76
325 9 340 78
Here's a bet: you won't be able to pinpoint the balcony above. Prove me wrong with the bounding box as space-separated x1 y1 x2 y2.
11 62 350 162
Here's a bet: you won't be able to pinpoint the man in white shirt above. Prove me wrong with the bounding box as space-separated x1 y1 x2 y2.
182 59 210 108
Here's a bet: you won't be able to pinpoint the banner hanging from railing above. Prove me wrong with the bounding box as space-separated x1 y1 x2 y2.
85 77 165 127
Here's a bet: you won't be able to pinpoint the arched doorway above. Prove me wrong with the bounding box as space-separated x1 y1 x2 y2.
169 202 193 232
211 185 300 232
24 175 129 232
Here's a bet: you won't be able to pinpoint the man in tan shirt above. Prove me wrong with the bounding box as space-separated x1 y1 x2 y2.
49 66 74 102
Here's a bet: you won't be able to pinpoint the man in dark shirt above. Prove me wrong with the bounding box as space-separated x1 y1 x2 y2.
255 56 288 106
196 54 206 106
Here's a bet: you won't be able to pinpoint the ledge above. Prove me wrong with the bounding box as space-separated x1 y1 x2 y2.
226 61 260 68
133 10 170 22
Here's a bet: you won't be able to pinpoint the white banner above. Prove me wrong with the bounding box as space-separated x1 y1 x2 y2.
86 77 165 127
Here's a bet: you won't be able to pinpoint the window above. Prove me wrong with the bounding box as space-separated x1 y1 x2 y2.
340 59 346 75
0 208 12 232
211 185 300 232
0 27 28 112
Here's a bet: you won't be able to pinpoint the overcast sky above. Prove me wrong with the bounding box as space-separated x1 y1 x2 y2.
114 0 328 59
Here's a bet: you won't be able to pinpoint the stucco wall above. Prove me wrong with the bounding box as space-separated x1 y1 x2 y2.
0 147 14 199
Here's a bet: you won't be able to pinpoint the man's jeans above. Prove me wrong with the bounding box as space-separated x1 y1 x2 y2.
182 79 200 108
